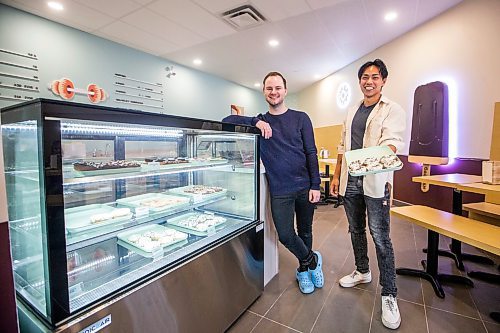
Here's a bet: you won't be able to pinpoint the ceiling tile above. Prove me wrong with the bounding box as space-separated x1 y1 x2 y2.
121 8 206 47
73 0 142 19
99 20 178 55
147 0 235 39
414 0 463 24
251 0 312 22
7 0 115 30
190 0 250 14
306 0 353 10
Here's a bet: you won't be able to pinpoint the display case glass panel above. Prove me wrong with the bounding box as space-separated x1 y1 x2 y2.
1 99 260 327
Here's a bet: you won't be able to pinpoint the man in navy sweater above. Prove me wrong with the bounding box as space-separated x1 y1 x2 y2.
223 72 324 294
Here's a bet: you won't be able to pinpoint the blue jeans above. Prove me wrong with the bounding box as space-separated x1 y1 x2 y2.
270 189 315 263
343 176 397 296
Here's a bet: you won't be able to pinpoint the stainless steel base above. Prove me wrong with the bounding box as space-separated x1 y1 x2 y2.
20 223 264 333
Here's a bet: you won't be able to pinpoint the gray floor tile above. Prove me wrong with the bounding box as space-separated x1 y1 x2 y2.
484 321 500 333
311 286 375 333
226 311 262 333
426 307 487 333
467 279 500 324
251 316 303 333
265 269 336 332
422 280 478 319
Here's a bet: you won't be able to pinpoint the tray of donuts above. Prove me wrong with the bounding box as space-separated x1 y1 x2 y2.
65 204 133 234
117 224 188 258
72 160 141 176
345 146 403 177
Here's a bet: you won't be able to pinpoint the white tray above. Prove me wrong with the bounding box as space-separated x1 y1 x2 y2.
344 146 403 176
72 166 141 177
168 185 227 203
65 204 132 234
167 212 227 236
117 224 188 258
116 193 190 212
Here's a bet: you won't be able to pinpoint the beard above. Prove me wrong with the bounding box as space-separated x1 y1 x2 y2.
266 96 284 108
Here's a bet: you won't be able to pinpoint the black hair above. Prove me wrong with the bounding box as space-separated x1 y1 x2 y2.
357 59 388 80
263 71 287 89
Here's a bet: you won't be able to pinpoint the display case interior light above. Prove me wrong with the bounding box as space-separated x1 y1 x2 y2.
1 120 38 132
60 122 183 138
198 134 255 140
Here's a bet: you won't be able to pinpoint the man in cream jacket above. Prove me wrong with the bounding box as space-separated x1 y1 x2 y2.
330 59 406 330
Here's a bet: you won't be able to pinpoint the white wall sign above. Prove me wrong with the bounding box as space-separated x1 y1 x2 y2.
336 82 351 109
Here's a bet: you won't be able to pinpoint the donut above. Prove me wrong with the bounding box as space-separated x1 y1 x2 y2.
87 84 102 103
51 80 60 95
58 78 75 99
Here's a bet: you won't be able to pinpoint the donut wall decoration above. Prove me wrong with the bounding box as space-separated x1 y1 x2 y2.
113 73 164 110
0 48 40 103
49 78 107 103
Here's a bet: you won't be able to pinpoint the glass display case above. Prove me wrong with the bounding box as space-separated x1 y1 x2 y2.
1 99 262 331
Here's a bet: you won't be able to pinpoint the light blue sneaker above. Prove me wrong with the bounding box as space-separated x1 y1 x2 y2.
309 251 324 288
296 270 315 294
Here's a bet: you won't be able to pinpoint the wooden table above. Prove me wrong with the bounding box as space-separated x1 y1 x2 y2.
318 159 340 206
412 174 494 270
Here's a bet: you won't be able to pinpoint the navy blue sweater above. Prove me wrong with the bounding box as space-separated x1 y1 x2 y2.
223 109 320 196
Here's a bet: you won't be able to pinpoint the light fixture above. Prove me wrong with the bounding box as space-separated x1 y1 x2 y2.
193 58 202 65
48 1 64 11
254 83 260 87
314 74 321 79
384 11 397 22
165 66 176 78
268 39 279 47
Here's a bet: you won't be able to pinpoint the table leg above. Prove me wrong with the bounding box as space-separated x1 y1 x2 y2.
398 230 474 298
423 189 494 270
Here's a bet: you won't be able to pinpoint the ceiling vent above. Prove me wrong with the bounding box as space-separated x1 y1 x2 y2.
221 4 266 30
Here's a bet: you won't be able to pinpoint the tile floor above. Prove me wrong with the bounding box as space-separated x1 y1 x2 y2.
228 204 500 333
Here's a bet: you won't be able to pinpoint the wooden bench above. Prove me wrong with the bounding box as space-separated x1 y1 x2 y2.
390 205 500 298
463 202 500 227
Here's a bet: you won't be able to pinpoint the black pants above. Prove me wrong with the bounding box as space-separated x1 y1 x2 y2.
270 189 315 263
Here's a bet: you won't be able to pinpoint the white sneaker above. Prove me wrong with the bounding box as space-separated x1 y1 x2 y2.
381 295 401 330
339 270 372 288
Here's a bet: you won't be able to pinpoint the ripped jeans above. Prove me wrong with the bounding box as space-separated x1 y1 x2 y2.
342 175 397 296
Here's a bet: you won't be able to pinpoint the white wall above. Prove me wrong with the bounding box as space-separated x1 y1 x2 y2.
299 0 500 159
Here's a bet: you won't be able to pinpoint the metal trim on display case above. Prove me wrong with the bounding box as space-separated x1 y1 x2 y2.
1 99 260 135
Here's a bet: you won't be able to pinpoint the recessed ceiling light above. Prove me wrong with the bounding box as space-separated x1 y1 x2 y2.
384 11 398 22
193 58 202 65
268 39 279 47
48 1 64 11
254 83 260 87
314 74 321 79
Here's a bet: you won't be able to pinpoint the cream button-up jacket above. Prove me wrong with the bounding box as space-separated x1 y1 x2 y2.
338 95 406 198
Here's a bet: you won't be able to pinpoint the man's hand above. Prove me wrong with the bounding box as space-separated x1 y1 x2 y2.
256 120 272 139
309 189 321 203
330 177 340 196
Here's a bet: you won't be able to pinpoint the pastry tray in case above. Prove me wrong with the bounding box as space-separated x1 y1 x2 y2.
166 212 227 236
71 166 141 177
168 185 227 203
116 193 190 212
344 146 403 177
117 224 188 258
65 204 133 234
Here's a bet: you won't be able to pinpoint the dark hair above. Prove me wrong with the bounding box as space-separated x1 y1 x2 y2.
357 59 388 80
263 71 287 89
